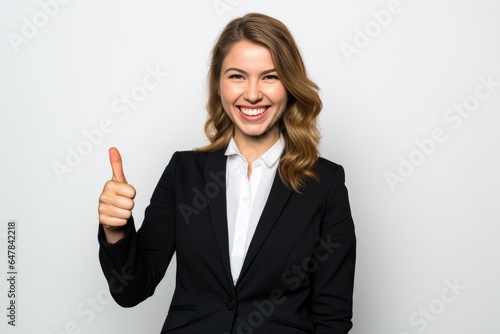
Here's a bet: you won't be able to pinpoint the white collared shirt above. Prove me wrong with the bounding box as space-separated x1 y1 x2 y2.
225 134 284 285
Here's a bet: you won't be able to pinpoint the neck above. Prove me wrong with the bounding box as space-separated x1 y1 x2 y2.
233 127 280 165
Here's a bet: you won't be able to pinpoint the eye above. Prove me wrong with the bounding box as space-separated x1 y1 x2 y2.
263 74 279 80
229 74 244 80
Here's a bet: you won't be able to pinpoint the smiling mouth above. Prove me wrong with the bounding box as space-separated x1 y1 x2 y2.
239 106 268 116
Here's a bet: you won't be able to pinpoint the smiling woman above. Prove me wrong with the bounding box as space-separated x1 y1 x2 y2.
97 13 356 334
217 40 288 176
199 13 323 192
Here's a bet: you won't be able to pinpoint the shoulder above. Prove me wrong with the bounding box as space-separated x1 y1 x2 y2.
172 148 225 162
317 156 340 169
165 148 225 173
316 156 345 179
308 157 349 195
295 157 350 206
174 149 208 160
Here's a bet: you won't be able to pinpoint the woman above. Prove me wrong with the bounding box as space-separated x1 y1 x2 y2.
98 13 356 334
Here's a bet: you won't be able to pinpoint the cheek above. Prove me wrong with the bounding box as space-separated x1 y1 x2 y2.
266 85 288 104
276 91 288 118
220 80 241 97
219 84 231 107
221 100 236 121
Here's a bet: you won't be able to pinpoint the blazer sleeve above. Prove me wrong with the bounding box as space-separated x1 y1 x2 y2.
97 152 179 307
311 164 356 333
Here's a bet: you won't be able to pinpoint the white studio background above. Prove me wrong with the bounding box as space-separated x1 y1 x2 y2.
1 0 499 333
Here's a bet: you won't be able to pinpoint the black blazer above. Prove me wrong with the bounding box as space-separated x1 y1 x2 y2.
99 148 356 334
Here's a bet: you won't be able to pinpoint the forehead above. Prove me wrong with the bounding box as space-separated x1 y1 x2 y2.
222 41 275 69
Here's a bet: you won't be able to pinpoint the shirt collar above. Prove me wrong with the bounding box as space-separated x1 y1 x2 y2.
225 133 284 168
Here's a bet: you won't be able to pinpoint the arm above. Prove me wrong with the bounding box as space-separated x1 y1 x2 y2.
311 165 356 333
98 151 179 307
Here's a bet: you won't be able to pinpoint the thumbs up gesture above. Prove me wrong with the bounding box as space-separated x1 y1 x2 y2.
98 148 136 242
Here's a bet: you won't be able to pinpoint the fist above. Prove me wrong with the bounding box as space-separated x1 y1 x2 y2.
98 147 136 229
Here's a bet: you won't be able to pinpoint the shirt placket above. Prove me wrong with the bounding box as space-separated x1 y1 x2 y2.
231 159 251 283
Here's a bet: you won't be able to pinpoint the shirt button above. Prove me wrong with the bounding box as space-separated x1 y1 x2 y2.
226 298 236 310
242 196 248 202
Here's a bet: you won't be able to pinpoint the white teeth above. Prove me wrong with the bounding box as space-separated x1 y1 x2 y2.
239 107 267 116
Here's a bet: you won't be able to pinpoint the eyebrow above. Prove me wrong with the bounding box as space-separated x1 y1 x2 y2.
223 67 277 75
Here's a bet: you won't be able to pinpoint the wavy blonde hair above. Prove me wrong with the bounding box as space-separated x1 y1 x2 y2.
198 13 322 193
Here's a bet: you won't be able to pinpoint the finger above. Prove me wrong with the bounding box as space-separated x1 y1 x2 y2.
99 192 135 211
99 205 133 220
102 181 136 200
109 147 127 183
99 215 129 228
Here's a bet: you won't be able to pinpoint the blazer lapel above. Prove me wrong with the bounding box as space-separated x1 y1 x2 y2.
204 149 234 289
237 173 292 283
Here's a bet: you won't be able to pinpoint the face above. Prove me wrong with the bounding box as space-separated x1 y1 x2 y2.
219 41 288 144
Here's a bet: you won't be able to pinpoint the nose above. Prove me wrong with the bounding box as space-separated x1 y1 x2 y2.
243 80 263 103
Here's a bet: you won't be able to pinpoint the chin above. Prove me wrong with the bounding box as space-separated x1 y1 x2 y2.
239 126 278 139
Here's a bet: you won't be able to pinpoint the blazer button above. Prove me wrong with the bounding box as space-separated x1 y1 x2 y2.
226 298 236 310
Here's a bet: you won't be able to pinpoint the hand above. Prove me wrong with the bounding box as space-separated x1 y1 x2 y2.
98 147 136 233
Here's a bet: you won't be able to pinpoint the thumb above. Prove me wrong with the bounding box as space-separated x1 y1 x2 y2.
109 147 127 183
